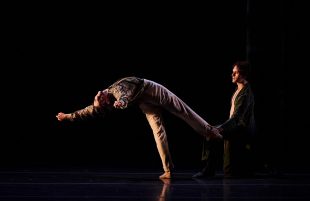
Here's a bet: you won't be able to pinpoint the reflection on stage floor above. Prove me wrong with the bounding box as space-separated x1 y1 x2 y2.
0 169 309 200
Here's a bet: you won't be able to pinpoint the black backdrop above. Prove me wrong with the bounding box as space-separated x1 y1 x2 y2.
4 1 303 173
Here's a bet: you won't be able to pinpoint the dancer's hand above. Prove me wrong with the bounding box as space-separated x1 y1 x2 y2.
56 112 70 121
113 100 126 109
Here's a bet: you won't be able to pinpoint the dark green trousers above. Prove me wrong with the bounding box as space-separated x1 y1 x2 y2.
202 136 254 177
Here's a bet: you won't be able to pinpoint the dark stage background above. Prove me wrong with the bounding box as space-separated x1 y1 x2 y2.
4 1 304 173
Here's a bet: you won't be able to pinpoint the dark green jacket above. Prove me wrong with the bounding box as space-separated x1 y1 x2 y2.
201 83 256 160
220 83 256 139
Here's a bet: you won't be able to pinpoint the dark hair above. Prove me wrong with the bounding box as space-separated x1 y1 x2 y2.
233 61 250 79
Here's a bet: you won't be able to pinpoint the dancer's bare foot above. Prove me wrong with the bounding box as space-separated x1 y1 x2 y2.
159 171 172 179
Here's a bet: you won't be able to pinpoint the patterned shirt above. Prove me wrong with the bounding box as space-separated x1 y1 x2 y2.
68 77 145 121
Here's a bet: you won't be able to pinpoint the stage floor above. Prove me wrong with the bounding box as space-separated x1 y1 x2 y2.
0 168 309 200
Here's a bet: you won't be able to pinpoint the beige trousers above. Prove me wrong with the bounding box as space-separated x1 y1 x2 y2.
139 79 214 172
